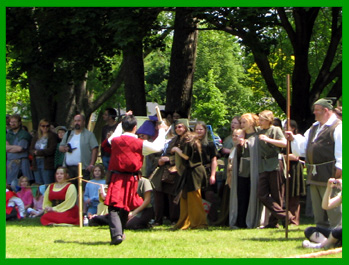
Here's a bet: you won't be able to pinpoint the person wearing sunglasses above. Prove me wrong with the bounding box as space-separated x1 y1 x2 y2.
30 119 58 185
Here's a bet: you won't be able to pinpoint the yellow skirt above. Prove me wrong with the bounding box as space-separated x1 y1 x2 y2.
174 189 208 230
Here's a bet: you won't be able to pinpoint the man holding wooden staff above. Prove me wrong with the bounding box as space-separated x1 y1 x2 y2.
105 110 167 245
285 98 342 229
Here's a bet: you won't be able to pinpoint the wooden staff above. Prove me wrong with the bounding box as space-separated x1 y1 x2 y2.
285 74 291 238
78 162 83 228
155 106 163 122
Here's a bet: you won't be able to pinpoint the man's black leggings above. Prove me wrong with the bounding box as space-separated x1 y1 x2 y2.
108 206 128 240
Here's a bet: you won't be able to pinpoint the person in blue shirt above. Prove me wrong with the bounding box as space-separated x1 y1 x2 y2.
84 164 106 216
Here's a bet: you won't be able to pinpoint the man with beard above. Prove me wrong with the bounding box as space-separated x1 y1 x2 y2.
6 114 33 189
59 114 99 189
285 98 342 229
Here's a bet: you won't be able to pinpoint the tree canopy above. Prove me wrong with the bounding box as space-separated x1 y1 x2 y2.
6 7 341 134
198 7 342 132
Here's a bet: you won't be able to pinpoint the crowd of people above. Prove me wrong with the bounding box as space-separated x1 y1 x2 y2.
6 99 342 249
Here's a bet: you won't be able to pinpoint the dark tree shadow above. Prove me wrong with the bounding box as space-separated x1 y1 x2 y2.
54 239 110 246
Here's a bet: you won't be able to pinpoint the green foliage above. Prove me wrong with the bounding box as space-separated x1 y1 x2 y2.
144 49 171 104
6 59 31 117
6 7 162 88
197 7 341 135
106 8 163 50
192 69 228 129
308 8 342 97
6 79 31 117
192 29 252 136
6 7 166 124
86 64 126 115
245 48 293 120
6 7 341 131
6 7 120 93
196 7 279 55
144 11 174 105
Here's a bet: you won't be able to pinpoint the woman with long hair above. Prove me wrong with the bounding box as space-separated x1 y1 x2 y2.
229 113 262 228
194 121 219 223
30 119 58 185
150 120 188 225
172 131 208 230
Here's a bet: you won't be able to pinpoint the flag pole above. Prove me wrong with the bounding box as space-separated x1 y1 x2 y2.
78 162 83 228
285 74 291 238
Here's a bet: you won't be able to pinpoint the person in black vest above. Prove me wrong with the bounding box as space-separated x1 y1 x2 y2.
285 98 342 229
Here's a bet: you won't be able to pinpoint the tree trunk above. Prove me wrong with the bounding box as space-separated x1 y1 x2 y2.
123 40 147 116
165 7 198 118
54 82 77 129
27 65 57 129
28 65 87 129
291 46 313 133
288 8 316 133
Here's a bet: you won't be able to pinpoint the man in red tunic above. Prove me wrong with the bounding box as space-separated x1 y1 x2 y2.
105 112 167 245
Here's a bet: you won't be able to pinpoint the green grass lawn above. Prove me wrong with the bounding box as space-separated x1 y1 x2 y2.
5 216 342 259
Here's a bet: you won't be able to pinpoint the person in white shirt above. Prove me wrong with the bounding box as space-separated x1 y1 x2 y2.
59 114 99 189
285 98 342 229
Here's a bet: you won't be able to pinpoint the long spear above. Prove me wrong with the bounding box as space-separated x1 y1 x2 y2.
285 74 291 238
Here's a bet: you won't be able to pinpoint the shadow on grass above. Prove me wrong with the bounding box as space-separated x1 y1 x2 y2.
54 239 111 245
137 226 229 233
237 225 308 231
299 216 315 225
244 236 305 242
7 215 316 234
242 227 306 242
6 218 42 226
91 226 109 230
149 225 234 232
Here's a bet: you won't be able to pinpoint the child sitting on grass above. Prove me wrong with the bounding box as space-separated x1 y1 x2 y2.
16 176 33 214
27 185 45 218
88 184 109 226
84 164 106 216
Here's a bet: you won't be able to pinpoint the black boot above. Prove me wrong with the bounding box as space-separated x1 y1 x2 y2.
110 235 123 245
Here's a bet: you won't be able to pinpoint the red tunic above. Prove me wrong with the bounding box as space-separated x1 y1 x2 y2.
105 135 144 211
40 183 79 226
